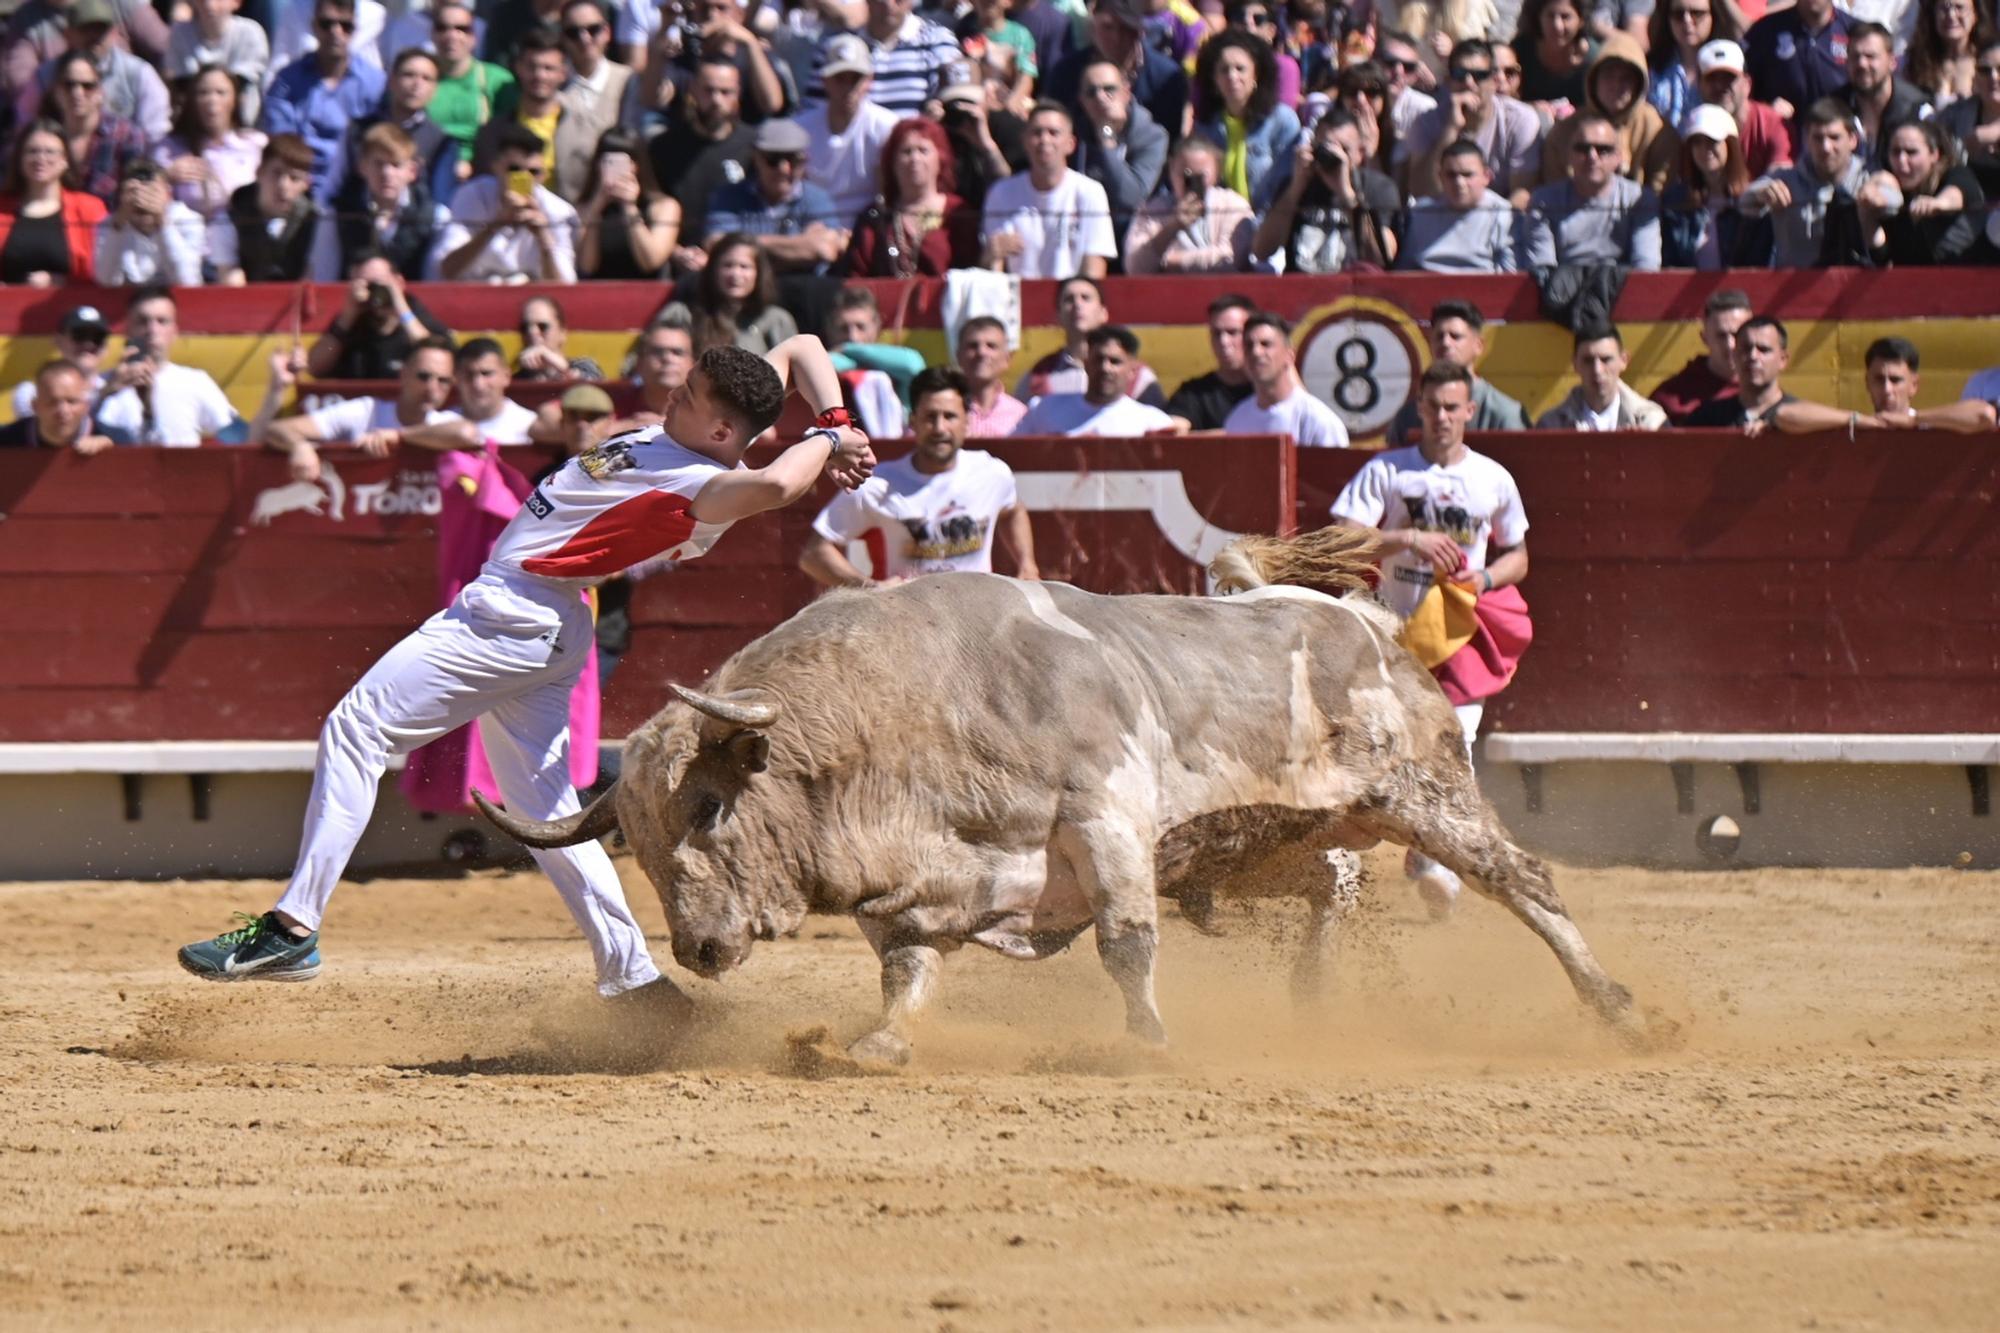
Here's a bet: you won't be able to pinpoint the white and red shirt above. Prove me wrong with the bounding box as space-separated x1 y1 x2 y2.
811 450 1018 579
487 426 734 587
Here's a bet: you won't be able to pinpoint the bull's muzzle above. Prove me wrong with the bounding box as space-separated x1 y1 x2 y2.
675 932 747 979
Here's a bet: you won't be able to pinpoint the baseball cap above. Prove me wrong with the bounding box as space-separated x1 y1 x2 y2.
820 33 872 78
1697 39 1745 76
938 58 984 105
1681 102 1737 143
753 118 809 155
61 305 110 340
560 384 615 417
70 0 117 27
1094 0 1146 30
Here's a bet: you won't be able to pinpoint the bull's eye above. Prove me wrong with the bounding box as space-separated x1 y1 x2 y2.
693 794 723 829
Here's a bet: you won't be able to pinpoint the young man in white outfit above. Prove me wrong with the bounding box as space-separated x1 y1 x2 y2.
1328 360 1529 919
980 101 1117 280
800 366 1041 587
259 335 475 481
1011 326 1174 437
177 338 877 1006
453 337 540 443
94 286 244 445
1221 312 1352 446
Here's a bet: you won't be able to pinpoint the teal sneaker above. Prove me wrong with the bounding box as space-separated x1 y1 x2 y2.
178 912 322 982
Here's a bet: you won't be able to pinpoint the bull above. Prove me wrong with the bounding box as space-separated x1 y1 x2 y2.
479 528 1661 1065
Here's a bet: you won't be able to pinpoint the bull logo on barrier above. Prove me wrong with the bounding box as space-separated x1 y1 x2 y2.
250 463 347 526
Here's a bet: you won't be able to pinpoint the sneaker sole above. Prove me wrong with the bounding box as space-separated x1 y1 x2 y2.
177 954 321 983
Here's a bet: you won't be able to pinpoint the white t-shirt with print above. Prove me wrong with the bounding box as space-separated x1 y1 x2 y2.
1328 445 1528 618
981 169 1118 280
467 399 539 444
811 449 1019 578
1223 385 1352 447
1012 392 1173 437
95 362 239 445
305 396 462 440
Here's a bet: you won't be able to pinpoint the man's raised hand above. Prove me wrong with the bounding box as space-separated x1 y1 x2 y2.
826 425 875 489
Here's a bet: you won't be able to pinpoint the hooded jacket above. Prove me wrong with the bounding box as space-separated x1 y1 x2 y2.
1539 31 1680 194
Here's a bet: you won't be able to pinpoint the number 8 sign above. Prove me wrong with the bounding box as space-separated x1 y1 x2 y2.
1295 297 1425 443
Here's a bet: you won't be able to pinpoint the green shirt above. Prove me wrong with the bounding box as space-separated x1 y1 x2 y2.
431 60 515 160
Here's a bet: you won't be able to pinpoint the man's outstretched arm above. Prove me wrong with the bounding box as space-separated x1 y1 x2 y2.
690 336 876 525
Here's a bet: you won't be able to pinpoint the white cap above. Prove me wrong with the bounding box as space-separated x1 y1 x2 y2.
820 33 872 78
1698 39 1745 75
1681 102 1738 143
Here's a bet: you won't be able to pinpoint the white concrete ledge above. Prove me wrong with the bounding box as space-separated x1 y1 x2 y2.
1485 733 2000 765
0 742 364 774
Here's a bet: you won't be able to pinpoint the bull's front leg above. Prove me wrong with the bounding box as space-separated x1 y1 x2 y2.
1058 818 1168 1045
848 921 944 1068
1291 848 1365 1005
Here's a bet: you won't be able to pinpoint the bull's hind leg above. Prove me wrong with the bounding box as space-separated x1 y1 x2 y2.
1291 848 1366 1005
848 922 945 1068
1058 818 1168 1045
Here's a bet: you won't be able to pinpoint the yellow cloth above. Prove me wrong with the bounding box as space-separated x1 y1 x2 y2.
1398 577 1480 669
519 107 560 175
1221 113 1250 199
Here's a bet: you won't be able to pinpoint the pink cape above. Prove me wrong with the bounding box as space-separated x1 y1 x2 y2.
1432 584 1533 706
398 445 600 814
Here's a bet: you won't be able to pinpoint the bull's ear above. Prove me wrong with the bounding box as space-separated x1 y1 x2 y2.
727 731 770 773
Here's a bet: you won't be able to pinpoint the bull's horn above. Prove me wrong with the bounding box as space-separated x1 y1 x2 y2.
473 782 621 849
670 683 781 729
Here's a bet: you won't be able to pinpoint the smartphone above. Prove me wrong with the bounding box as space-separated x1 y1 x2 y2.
600 151 634 180
505 168 536 198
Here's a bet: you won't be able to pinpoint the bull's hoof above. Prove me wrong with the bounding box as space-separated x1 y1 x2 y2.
846 1029 912 1069
1125 1015 1169 1048
1612 1006 1687 1055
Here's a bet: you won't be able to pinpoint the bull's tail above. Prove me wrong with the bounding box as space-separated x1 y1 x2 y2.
473 781 622 849
1209 526 1380 595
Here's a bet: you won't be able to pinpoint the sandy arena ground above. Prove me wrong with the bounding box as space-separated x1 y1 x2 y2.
3 851 1999 1331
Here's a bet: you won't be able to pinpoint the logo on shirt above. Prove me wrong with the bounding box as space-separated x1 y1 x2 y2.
903 509 991 562
578 439 639 480
1776 32 1796 60
525 485 553 518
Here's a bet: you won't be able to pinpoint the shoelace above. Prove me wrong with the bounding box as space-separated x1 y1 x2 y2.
210 911 268 946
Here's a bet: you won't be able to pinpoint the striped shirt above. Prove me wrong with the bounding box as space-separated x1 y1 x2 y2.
807 15 961 116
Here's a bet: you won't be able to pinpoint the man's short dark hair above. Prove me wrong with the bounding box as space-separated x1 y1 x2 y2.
1429 299 1485 332
391 47 440 75
263 133 315 174
457 336 505 367
128 283 174 314
1801 97 1856 132
1085 324 1140 357
1419 360 1474 393
410 333 458 357
561 0 608 20
515 22 563 58
1315 106 1358 137
1058 274 1103 303
1439 138 1488 167
315 0 356 17
1029 98 1073 127
1206 293 1256 321
1849 19 1893 48
957 314 1006 345
1704 288 1752 319
1574 324 1624 352
491 121 546 159
1243 311 1292 339
1742 314 1789 348
1451 37 1494 64
1567 110 1616 142
909 366 971 414
1866 335 1919 370
697 345 785 434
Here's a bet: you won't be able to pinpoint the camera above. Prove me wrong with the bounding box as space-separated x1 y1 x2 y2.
366 282 393 312
1313 142 1345 171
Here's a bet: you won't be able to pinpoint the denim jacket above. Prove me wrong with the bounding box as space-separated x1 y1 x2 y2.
1193 102 1303 214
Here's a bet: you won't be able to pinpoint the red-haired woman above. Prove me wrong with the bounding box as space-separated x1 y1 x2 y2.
842 117 981 277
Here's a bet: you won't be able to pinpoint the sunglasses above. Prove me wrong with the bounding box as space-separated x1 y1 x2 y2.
69 335 107 350
1448 64 1494 83
1572 141 1618 156
758 152 804 166
317 16 355 32
1244 11 1275 24
60 78 102 91
563 21 607 38
564 409 612 423
433 19 474 32
1384 57 1420 73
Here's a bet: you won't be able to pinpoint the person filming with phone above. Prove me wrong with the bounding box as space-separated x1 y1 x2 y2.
1123 137 1256 273
425 122 580 283
1251 106 1402 273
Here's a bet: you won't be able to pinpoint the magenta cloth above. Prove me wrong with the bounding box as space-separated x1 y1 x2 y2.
398 445 601 814
1432 584 1532 706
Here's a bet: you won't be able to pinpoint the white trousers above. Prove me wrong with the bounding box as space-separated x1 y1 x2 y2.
273 572 661 997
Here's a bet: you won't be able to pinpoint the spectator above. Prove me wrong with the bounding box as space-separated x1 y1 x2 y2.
844 115 982 274
154 64 266 223
1123 135 1256 272
306 255 451 379
657 233 800 354
515 296 606 383
703 117 846 269
796 34 902 221
935 56 1028 212
958 0 1043 100
1074 57 1170 243
45 49 147 207
1940 36 2000 195
1905 0 1993 106
1385 300 1531 445
1399 38 1543 205
1013 325 1176 435
1866 118 1987 261
346 48 459 210
262 0 386 203
469 25 593 203
558 1 631 162
210 132 322 284
0 117 107 285
1513 0 1598 112
1225 2 1300 109
1687 314 1798 428
1165 293 1255 431
427 121 579 281
452 336 540 443
1191 30 1302 209
1221 312 1350 445
803 365 1039 587
647 54 756 264
1521 111 1663 269
1745 0 1856 146
1014 275 1171 405
12 305 110 419
646 0 793 125
1650 286 1751 422
1772 335 2000 432
1695 38 1792 177
1539 32 1680 191
165 0 271 126
429 2 514 171
1252 107 1401 271
94 156 203 285
1015 0 1081 86
1492 41 1526 101
266 0 388 80
619 312 695 422
1374 29 1440 137
823 287 922 436
0 359 127 451
1661 103 1772 265
1840 20 1935 167
982 100 1118 277
956 315 1029 436
1333 59 1397 174
1388 3 1473 91
1399 139 1519 272
2 0 78 125
576 127 680 278
1739 97 1875 265
809 0 961 115
480 0 566 70
316 121 448 281
28 0 170 144
1536 325 1669 428
95 286 243 446
1046 0 1190 140
1648 0 1741 130
263 337 476 483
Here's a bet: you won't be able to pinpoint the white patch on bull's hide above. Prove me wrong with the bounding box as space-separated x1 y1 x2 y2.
1003 578 1097 641
1222 584 1399 682
1288 646 1319 761
1106 697 1363 829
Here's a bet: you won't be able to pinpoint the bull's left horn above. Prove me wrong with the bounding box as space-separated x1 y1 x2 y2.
473 782 621 849
670 683 781 729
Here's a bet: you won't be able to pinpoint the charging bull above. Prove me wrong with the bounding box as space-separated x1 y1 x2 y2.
479 528 1661 1066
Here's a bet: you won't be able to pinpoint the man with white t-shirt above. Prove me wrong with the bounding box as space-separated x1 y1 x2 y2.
1329 360 1529 919
801 366 1040 587
1012 326 1174 437
795 34 901 221
1221 313 1351 447
261 336 477 482
453 338 541 444
981 101 1117 280
94 286 245 446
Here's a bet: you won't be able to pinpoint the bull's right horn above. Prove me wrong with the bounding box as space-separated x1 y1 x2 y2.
670 683 781 729
473 782 621 849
